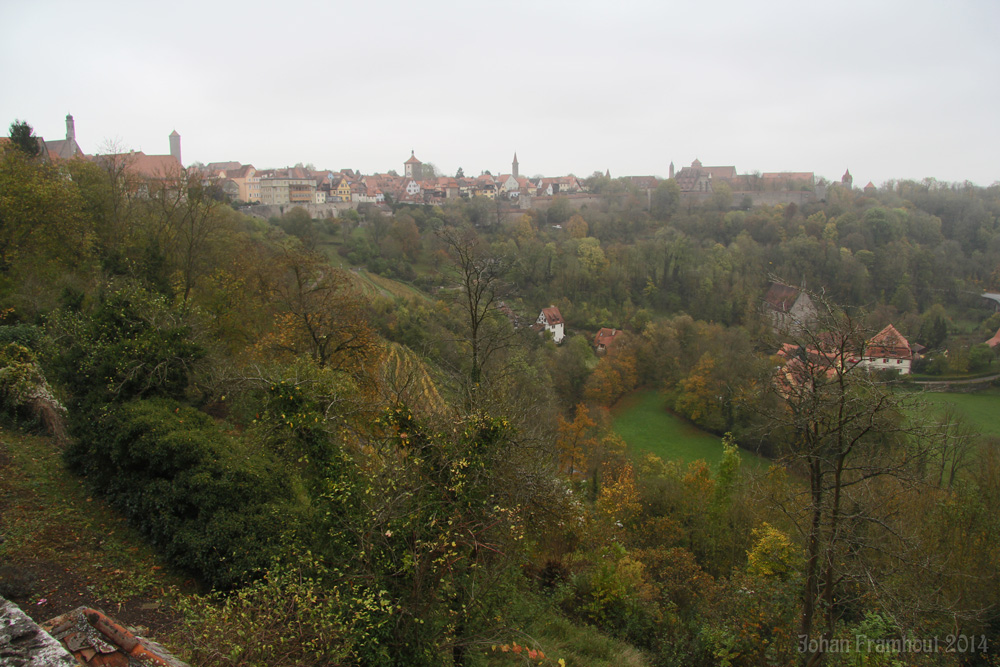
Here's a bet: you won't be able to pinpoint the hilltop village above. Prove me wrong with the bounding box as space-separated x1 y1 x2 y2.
25 114 869 215
4 112 1000 667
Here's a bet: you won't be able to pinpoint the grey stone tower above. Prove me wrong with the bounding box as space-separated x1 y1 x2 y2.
512 152 519 179
65 114 76 142
169 130 181 166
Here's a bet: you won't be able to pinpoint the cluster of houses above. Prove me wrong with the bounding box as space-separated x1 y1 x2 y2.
764 282 915 383
11 115 879 211
197 151 587 206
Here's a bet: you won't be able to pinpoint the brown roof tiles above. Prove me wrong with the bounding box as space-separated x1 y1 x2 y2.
42 606 189 667
866 324 911 360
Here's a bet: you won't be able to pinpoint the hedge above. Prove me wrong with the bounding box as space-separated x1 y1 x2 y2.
65 397 296 590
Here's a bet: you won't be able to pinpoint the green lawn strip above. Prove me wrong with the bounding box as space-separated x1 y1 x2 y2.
914 390 1000 438
0 427 188 603
611 390 766 469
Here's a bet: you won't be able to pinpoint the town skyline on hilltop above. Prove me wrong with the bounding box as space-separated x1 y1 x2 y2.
4 1 998 187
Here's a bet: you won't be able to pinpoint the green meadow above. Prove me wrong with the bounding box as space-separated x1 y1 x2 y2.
612 390 767 469
915 390 1000 437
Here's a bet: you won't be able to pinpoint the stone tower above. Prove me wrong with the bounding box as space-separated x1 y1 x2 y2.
669 161 675 179
169 130 182 166
404 150 422 179
842 168 853 189
65 114 76 142
512 152 519 179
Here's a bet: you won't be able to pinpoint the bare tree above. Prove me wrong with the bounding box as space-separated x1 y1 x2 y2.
763 290 928 666
436 224 513 406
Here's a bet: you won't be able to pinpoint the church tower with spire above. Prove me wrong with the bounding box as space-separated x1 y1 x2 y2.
842 168 853 189
512 152 519 179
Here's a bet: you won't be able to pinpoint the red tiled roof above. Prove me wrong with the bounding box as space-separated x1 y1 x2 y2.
763 283 801 312
541 306 563 326
42 606 189 667
627 176 659 189
127 152 184 180
594 327 622 349
987 327 1000 348
866 324 911 360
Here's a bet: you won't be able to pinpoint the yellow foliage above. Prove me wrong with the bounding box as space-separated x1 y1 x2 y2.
746 523 799 579
598 461 641 527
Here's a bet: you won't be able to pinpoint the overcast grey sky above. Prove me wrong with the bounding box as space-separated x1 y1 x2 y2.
4 0 998 186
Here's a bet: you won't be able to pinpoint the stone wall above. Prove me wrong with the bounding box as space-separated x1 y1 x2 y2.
524 189 816 213
0 595 78 666
240 201 358 220
678 190 818 207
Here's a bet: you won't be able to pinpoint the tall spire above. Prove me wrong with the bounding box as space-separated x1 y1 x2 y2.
512 152 519 179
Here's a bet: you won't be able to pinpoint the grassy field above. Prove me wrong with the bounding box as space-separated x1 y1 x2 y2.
612 390 767 469
915 390 1000 437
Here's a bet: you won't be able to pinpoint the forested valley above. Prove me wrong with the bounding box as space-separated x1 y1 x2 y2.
2 131 1000 666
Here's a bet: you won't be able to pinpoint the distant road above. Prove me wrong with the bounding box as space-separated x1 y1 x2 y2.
912 373 1000 389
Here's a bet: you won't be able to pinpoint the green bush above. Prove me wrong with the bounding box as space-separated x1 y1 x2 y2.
65 398 295 589
0 324 43 350
48 281 204 417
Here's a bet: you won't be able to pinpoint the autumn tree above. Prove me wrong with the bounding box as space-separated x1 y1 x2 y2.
565 214 588 238
257 246 378 376
0 145 92 313
140 170 237 304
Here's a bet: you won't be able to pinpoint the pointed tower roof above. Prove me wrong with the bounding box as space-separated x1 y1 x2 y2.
405 150 422 164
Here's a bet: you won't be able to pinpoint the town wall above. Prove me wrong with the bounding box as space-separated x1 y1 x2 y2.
678 190 818 207
524 189 816 213
240 202 358 220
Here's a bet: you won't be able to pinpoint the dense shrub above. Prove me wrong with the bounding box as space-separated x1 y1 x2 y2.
48 280 204 417
65 398 296 589
0 323 43 350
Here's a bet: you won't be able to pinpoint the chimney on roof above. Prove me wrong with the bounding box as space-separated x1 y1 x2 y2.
169 130 181 166
65 114 75 142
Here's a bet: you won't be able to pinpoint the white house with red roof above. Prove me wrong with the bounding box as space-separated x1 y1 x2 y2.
858 324 912 374
534 306 565 343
